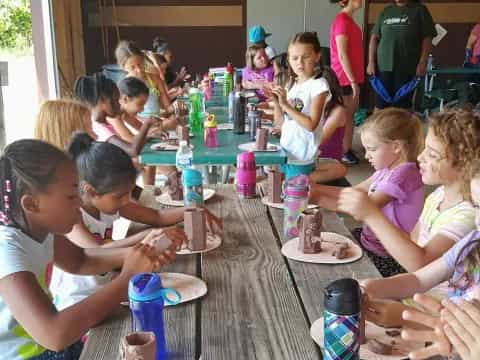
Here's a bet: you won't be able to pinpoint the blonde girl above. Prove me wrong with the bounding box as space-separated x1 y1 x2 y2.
311 108 424 276
34 99 95 150
339 108 480 273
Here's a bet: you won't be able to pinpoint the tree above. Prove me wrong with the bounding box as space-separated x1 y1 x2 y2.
0 0 32 50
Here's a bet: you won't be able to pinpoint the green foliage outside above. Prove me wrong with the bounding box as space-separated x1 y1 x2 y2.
0 0 32 50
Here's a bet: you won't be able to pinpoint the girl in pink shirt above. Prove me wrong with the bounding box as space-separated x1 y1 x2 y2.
330 0 364 165
465 23 480 65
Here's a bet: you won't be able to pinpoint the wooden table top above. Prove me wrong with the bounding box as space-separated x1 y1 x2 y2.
80 184 380 360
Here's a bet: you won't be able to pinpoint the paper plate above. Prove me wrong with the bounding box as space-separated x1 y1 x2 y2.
281 232 363 264
217 123 233 130
261 197 317 210
176 233 222 255
151 142 194 151
166 131 194 139
310 317 424 360
156 188 216 207
121 272 207 307
238 142 280 152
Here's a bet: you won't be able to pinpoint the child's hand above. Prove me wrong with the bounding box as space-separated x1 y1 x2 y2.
441 298 480 360
365 298 408 328
173 100 189 117
270 126 281 137
186 206 223 235
337 188 378 221
262 83 274 99
401 294 452 359
271 86 288 109
169 86 184 98
120 243 158 279
159 227 187 250
148 120 168 139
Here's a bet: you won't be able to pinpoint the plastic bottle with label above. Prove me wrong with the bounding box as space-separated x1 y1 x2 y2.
175 140 193 171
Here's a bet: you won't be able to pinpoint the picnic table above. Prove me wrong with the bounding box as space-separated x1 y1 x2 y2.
80 184 380 360
139 88 287 184
425 66 480 92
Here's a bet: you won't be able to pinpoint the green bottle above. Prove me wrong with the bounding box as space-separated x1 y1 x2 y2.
188 87 204 135
223 62 234 97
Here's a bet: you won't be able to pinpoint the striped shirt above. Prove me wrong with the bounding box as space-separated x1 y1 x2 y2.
417 186 475 247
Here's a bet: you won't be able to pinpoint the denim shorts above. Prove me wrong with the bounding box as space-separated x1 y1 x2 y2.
30 341 84 360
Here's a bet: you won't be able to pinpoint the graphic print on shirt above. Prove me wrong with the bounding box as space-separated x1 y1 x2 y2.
291 98 304 112
249 71 271 98
91 226 113 244
384 15 410 26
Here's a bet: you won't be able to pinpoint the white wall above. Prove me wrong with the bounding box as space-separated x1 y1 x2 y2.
247 0 305 55
247 0 364 54
305 1 364 47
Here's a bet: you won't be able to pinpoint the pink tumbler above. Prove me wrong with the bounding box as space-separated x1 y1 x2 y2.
236 152 256 198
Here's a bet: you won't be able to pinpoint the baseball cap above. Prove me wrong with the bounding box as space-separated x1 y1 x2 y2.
248 25 272 44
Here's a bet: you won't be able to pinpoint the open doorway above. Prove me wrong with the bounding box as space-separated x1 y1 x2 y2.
0 0 37 145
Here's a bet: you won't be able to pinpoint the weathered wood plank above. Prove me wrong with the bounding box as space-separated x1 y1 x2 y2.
200 185 320 360
80 253 198 359
259 182 381 324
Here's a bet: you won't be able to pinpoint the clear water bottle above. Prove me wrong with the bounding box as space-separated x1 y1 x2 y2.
176 140 193 171
228 84 238 124
283 174 310 239
427 54 434 72
248 103 260 141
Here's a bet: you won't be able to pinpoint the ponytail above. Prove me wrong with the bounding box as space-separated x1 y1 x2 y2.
74 73 118 108
318 66 344 118
68 132 137 195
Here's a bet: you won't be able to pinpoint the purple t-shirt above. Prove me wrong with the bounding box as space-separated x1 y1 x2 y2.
242 66 274 102
443 230 480 301
361 162 424 257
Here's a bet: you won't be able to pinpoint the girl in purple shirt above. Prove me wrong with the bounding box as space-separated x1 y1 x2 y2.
311 108 424 277
242 45 274 102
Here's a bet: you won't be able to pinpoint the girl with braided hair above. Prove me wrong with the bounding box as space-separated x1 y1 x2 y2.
0 139 181 359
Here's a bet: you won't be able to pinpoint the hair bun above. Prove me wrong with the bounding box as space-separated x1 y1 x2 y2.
67 132 95 159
